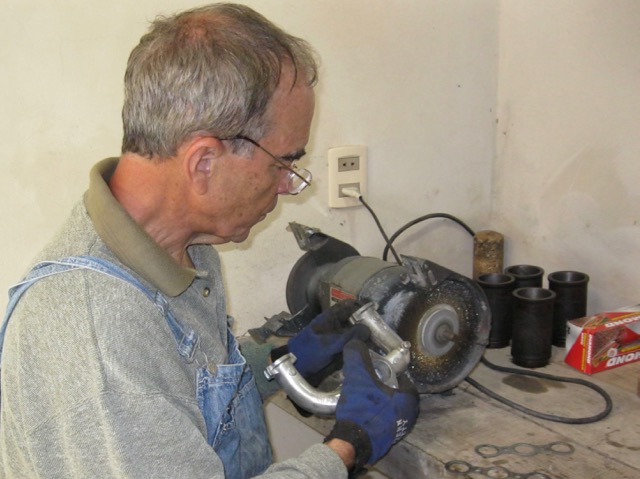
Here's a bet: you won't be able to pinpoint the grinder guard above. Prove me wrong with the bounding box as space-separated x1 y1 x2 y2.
285 223 490 394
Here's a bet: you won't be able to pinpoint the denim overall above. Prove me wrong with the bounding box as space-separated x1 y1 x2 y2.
0 256 272 479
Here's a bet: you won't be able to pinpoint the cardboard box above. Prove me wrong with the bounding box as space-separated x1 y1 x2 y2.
565 305 640 374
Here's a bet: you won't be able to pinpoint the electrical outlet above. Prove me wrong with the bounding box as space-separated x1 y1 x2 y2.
338 156 360 172
328 146 367 208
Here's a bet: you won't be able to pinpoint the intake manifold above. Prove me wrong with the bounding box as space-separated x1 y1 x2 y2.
264 302 411 416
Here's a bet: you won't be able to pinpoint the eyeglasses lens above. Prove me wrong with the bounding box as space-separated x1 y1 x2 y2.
286 167 312 195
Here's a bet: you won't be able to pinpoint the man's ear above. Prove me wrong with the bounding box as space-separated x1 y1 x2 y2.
183 136 225 195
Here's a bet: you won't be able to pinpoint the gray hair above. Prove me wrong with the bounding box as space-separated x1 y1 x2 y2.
121 3 318 158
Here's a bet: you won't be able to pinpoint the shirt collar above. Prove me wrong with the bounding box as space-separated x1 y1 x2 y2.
83 158 196 296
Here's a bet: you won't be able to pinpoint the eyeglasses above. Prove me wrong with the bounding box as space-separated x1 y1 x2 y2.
221 135 312 195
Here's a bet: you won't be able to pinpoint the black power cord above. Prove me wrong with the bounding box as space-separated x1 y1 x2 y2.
358 196 402 265
382 213 475 262
340 187 403 265
466 357 612 424
355 193 613 424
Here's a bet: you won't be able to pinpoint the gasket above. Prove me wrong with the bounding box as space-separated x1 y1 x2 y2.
445 460 553 479
474 441 574 458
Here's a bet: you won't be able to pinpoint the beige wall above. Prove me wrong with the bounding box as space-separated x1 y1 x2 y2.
0 0 497 330
5 0 638 328
494 0 640 312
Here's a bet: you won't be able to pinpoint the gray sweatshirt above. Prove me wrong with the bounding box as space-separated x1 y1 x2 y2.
0 158 346 478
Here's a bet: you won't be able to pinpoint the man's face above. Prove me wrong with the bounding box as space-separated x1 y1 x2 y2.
205 71 315 244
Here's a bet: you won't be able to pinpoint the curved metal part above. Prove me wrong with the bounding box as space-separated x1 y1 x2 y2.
265 302 412 415
264 354 341 416
350 302 412 377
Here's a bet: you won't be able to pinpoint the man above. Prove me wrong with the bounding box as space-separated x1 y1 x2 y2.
0 4 418 478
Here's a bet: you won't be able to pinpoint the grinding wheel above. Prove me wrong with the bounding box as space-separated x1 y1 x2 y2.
286 234 360 318
286 251 324 318
395 275 490 393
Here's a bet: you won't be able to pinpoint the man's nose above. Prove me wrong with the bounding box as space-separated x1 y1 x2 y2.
276 171 292 195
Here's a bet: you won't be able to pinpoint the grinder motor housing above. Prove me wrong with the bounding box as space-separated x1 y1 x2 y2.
284 223 491 395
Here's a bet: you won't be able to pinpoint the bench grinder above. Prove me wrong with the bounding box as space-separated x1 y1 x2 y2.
265 223 491 413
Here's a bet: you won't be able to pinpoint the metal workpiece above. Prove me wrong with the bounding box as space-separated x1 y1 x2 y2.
351 302 403 352
350 302 412 383
264 353 340 416
265 303 413 416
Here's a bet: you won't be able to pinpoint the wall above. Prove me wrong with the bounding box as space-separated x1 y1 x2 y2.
495 0 640 312
0 0 498 332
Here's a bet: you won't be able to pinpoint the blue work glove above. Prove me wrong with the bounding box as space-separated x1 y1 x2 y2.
271 299 368 378
325 339 420 469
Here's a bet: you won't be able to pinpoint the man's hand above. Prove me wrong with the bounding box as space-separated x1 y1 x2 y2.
325 339 420 469
271 299 368 378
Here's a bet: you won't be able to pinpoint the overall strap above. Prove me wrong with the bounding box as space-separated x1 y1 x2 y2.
0 256 198 366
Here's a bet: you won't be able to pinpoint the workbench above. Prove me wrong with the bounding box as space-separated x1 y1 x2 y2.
270 346 640 478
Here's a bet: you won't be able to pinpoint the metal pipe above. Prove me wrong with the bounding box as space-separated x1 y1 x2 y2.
264 302 411 415
349 302 412 377
264 354 340 416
